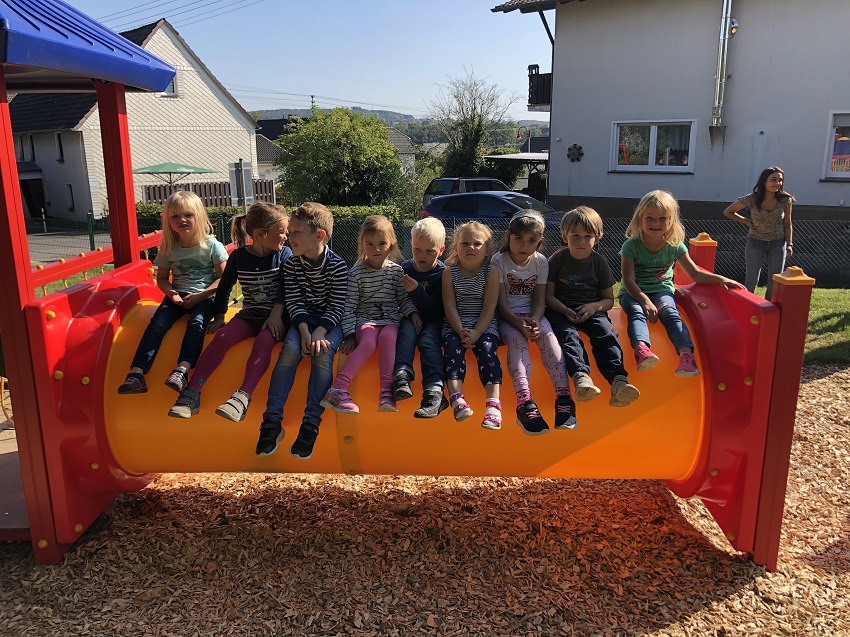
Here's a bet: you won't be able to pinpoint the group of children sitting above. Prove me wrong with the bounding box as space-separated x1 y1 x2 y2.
118 189 743 459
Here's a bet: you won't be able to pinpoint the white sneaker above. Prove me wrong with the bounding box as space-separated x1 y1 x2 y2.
609 375 640 407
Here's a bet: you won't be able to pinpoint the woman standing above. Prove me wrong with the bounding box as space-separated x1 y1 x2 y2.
723 166 794 299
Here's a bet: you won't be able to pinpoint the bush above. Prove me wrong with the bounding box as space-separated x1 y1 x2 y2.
328 205 402 222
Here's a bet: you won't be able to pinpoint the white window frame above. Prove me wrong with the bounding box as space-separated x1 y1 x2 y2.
822 110 850 180
610 119 696 173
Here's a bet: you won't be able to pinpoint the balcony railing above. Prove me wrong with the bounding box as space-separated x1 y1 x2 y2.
528 64 551 112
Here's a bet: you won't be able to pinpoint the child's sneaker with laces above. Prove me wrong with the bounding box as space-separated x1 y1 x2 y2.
378 389 398 412
118 372 147 394
164 367 189 393
609 375 640 407
414 389 450 419
215 389 252 422
572 372 601 402
168 386 201 418
634 343 660 371
675 352 700 377
290 422 319 460
391 369 414 402
516 399 549 436
320 387 360 413
554 395 577 430
255 421 284 456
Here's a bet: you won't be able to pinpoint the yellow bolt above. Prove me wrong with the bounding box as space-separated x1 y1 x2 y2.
37 539 48 549
59 258 66 263
105 300 115 307
344 436 354 444
90 462 100 470
744 377 753 386
81 376 91 386
45 310 56 320
709 469 719 477
147 268 155 276
750 315 759 325
74 524 83 533
54 370 64 380
717 382 727 391
725 532 735 542
698 302 708 309
78 252 85 258
97 247 104 252
36 264 44 271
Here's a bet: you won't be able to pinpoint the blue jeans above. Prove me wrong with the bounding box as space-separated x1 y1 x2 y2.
393 319 444 389
131 296 215 373
745 237 786 299
262 319 343 427
545 309 626 384
619 291 694 354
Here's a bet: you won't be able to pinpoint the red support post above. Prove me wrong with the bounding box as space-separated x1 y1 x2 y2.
96 81 139 267
0 68 68 562
674 232 718 285
752 267 815 569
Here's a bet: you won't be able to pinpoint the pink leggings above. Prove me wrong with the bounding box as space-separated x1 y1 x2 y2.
188 317 277 394
332 324 398 392
498 316 570 398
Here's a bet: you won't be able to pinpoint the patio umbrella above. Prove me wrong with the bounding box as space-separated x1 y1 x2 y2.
132 162 217 185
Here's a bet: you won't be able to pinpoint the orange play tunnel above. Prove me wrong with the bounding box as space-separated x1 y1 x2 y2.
105 302 704 480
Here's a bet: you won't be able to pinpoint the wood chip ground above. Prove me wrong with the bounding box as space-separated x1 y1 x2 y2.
1 365 848 636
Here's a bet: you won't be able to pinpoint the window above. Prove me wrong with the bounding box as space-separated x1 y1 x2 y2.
66 184 75 211
477 196 512 218
825 112 850 179
14 136 23 161
612 121 695 172
161 76 177 97
28 135 35 161
55 133 64 162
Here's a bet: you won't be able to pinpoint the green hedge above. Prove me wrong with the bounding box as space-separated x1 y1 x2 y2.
135 202 401 223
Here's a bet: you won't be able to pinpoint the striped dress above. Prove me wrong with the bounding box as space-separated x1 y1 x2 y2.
443 261 499 338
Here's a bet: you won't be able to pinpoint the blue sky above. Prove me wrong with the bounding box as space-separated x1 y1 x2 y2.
66 0 554 122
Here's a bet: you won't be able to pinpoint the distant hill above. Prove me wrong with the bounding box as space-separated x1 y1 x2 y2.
253 108 547 128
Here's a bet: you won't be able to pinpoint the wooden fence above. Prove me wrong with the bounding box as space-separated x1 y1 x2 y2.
143 180 276 207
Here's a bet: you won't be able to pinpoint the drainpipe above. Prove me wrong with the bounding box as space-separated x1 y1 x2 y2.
711 0 733 143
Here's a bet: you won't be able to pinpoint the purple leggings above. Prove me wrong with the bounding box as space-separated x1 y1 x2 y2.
498 316 570 398
188 317 277 394
332 324 398 392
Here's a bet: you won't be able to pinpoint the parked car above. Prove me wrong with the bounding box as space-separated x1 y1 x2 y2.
419 191 564 251
422 177 511 206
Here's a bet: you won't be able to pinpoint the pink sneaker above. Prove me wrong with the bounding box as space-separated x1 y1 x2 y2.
320 387 360 413
675 353 699 377
378 389 398 412
634 343 660 371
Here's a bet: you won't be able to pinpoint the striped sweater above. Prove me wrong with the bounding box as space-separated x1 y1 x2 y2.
283 247 349 332
341 260 418 337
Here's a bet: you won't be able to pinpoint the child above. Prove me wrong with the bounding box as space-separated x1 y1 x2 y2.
492 210 575 434
118 191 227 394
545 206 640 407
168 202 291 418
256 202 348 458
321 215 418 414
620 190 744 376
442 221 503 430
391 217 450 418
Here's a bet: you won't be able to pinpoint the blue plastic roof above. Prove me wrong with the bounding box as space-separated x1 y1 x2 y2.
0 0 175 92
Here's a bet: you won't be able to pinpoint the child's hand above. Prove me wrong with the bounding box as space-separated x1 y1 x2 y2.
461 328 480 348
401 274 419 293
300 330 312 356
563 307 580 323
180 292 202 309
642 301 659 323
411 313 423 333
310 327 330 356
522 317 540 340
263 314 285 340
339 335 357 355
574 303 596 323
169 291 184 306
206 317 226 334
720 277 746 291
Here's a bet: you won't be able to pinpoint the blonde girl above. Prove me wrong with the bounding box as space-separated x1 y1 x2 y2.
619 190 743 377
442 221 503 430
492 210 575 434
321 215 418 413
118 191 227 395
169 202 291 419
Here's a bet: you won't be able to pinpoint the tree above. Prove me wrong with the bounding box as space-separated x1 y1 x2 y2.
275 108 404 207
429 69 518 177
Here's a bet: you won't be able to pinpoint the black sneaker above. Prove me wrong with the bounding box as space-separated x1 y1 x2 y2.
118 372 147 394
554 395 578 430
414 389 450 418
516 399 550 436
290 422 319 460
392 369 414 402
256 422 284 456
168 386 201 418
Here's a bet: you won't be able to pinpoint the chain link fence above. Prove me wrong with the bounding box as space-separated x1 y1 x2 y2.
26 214 850 288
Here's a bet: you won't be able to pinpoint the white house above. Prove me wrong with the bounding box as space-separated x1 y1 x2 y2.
493 0 850 221
10 19 258 222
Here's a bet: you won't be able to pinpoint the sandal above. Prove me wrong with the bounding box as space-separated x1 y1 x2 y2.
450 392 473 422
481 398 502 431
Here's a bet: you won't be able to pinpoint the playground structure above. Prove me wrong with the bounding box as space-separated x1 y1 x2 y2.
0 2 813 569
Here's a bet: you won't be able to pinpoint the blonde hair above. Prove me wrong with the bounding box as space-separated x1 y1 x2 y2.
292 202 334 243
626 190 685 246
561 205 604 240
410 217 446 247
357 215 401 263
230 202 289 248
445 221 493 265
159 191 212 257
500 209 545 253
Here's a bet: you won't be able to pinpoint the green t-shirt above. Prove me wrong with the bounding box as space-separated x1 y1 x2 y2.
619 238 687 295
154 237 228 294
